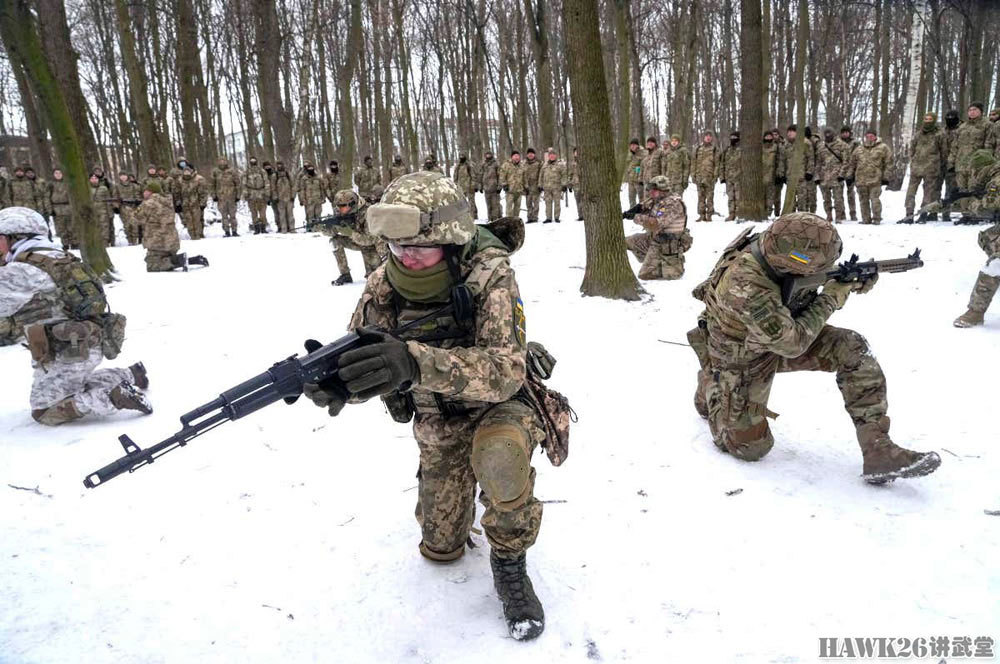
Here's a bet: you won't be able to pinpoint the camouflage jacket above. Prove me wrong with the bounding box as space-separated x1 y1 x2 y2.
354 165 379 196
849 139 892 187
966 166 1000 221
138 193 179 254
272 171 295 202
113 181 143 208
481 158 500 192
242 166 270 201
719 146 742 182
702 248 842 369
522 158 542 193
499 159 525 191
569 160 580 188
0 238 67 345
90 180 114 218
297 172 326 206
453 161 476 194
692 144 719 185
640 147 663 183
835 138 858 179
177 174 209 208
949 116 989 172
348 234 527 412
986 121 1000 156
778 139 815 181
211 164 242 201
625 148 645 184
762 143 779 179
908 125 947 179
815 140 847 186
323 172 341 202
9 176 44 211
634 194 687 238
539 161 567 190
389 164 409 181
48 179 71 212
664 146 690 185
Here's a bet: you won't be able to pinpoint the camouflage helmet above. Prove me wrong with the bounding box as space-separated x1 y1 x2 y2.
333 189 360 207
369 184 385 201
0 207 49 238
366 171 474 246
145 180 163 194
759 212 843 276
647 175 670 193
965 149 995 175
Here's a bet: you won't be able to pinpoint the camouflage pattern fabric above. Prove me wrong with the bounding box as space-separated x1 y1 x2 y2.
371 171 475 246
298 171 326 224
499 159 524 217
481 157 501 221
272 172 295 232
522 157 542 222
539 160 567 221
837 137 859 219
640 146 663 185
692 143 719 185
762 141 781 216
90 179 115 246
389 163 409 182
950 116 989 189
625 147 646 206
626 193 690 279
212 160 242 235
323 206 384 277
8 174 45 212
452 161 478 217
848 139 892 224
114 180 144 244
242 165 271 230
354 164 380 200
28 346 133 424
664 145 690 194
719 145 742 219
139 194 181 270
906 123 947 215
815 140 846 222
178 172 208 239
47 178 75 247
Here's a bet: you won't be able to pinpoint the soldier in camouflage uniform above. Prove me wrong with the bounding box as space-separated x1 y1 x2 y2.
242 157 270 234
951 151 1000 327
0 207 152 424
499 151 524 218
763 130 781 217
625 175 691 280
481 151 501 221
177 167 209 239
89 170 116 246
138 181 208 272
422 153 445 175
640 136 663 193
452 154 478 218
323 160 341 205
719 132 742 221
687 213 941 484
298 162 326 225
949 102 990 194
539 148 568 223
905 113 947 221
692 132 719 222
837 126 859 221
272 162 295 233
778 125 815 213
139 165 160 193
302 171 549 640
522 148 542 224
47 169 75 250
355 156 379 201
324 189 383 285
664 134 690 197
985 108 1000 156
8 165 44 214
113 172 143 245
211 157 242 237
569 147 582 221
804 127 820 212
816 128 847 223
389 155 408 182
625 138 645 206
847 129 892 225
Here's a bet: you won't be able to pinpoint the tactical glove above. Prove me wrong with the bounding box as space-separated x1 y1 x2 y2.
213 196 219 202
845 178 855 188
562 186 568 193
338 327 420 401
853 273 878 295
719 178 725 184
880 180 889 186
501 186 508 193
804 173 814 181
838 176 845 182
302 378 349 416
174 204 183 213
822 280 853 309
773 177 782 186
113 207 121 215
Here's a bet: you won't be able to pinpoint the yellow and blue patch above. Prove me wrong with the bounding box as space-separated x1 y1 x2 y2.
513 298 527 347
788 251 812 265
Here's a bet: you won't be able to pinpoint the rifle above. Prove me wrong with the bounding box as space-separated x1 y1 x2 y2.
622 203 643 220
291 213 356 233
897 189 980 224
782 249 924 315
954 209 999 226
83 302 457 488
108 198 143 208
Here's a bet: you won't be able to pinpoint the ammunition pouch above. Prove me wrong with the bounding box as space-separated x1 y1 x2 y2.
519 343 574 467
26 324 52 363
99 312 127 360
49 320 101 361
381 391 415 423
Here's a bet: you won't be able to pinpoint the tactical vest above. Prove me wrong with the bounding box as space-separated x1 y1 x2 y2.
15 249 108 320
245 169 266 190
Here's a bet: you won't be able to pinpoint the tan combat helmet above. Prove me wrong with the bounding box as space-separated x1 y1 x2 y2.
647 175 670 193
759 212 842 276
334 189 360 209
366 171 474 246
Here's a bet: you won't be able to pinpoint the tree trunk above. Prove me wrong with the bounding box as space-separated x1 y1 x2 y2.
7 50 51 173
336 0 363 187
738 0 766 221
562 0 641 301
253 0 293 164
782 0 807 214
1 0 112 275
901 0 928 154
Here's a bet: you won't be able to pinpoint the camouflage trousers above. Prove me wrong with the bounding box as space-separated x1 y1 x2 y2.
574 189 583 220
820 184 846 222
145 249 181 272
413 399 544 560
543 188 562 221
52 206 75 248
180 207 205 239
794 178 812 212
696 183 714 219
905 175 940 215
940 171 957 220
330 235 383 277
303 202 322 227
968 225 1000 313
805 180 817 212
856 185 883 224
485 190 502 221
768 183 782 217
465 191 479 220
121 207 141 245
504 191 522 218
29 346 132 425
276 201 294 232
725 180 741 218
689 324 888 461
96 211 114 247
626 231 686 280
248 197 268 231
628 182 644 207
525 190 540 222
218 198 238 234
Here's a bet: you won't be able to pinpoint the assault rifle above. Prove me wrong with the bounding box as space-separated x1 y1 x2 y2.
109 198 143 209
82 301 459 488
291 213 357 233
622 203 643 220
953 209 999 226
782 249 924 315
897 189 981 224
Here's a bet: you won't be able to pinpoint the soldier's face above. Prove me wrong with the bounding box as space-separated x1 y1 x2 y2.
670 139 679 148
924 114 934 124
703 135 712 144
991 112 1000 122
148 168 156 176
53 170 63 180
969 107 982 119
650 188 664 200
89 175 98 185
841 131 851 140
337 204 352 215
512 155 521 164
120 174 128 183
389 243 445 270
527 153 536 161
143 190 152 199
646 141 656 151
157 169 166 177
14 170 23 178
0 235 10 255
787 130 797 141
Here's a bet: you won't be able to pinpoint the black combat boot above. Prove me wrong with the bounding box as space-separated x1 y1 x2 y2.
490 551 545 641
224 230 231 237
231 230 240 237
188 255 209 267
171 253 189 272
110 381 153 415
129 362 149 389
543 218 552 224
332 273 353 286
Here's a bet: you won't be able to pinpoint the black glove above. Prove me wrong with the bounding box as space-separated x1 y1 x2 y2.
174 204 182 213
337 327 420 401
213 196 219 202
296 341 349 415
880 179 889 186
113 207 121 215
200 205 206 211
838 176 845 182
719 178 725 184
538 186 543 194
846 178 854 187
947 166 955 174
804 173 814 181
561 186 568 192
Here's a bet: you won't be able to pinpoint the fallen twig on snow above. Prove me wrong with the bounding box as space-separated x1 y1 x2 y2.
726 488 744 497
985 510 1000 517
7 484 52 498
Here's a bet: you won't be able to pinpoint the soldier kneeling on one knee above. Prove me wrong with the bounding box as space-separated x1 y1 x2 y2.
138 181 208 272
624 175 692 280
300 172 572 641
0 207 152 425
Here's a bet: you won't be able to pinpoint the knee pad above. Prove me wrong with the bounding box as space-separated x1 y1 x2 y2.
471 421 531 508
418 541 465 564
724 420 774 461
31 398 84 426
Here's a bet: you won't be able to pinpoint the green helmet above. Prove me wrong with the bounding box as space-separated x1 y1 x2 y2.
965 149 996 176
145 181 163 194
647 175 670 193
334 189 359 208
366 171 474 246
759 212 842 276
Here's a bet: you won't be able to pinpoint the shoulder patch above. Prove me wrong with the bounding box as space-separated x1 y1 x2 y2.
513 297 526 348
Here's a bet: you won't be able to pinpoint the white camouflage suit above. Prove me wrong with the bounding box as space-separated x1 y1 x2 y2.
1 236 133 423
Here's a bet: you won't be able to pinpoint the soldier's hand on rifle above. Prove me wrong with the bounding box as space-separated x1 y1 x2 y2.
338 327 420 400
853 273 878 294
298 339 350 415
822 280 854 309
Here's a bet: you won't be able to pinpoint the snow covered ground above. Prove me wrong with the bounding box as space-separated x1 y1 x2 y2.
2 182 998 663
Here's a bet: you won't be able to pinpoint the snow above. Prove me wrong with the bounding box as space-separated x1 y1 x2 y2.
2 181 998 663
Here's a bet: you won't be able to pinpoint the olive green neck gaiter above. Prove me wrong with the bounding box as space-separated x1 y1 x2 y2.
385 254 455 303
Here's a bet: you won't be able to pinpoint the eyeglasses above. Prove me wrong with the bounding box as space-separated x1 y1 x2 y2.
388 242 441 259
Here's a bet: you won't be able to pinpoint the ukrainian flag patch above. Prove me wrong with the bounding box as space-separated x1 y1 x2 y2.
789 251 811 265
513 298 527 347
